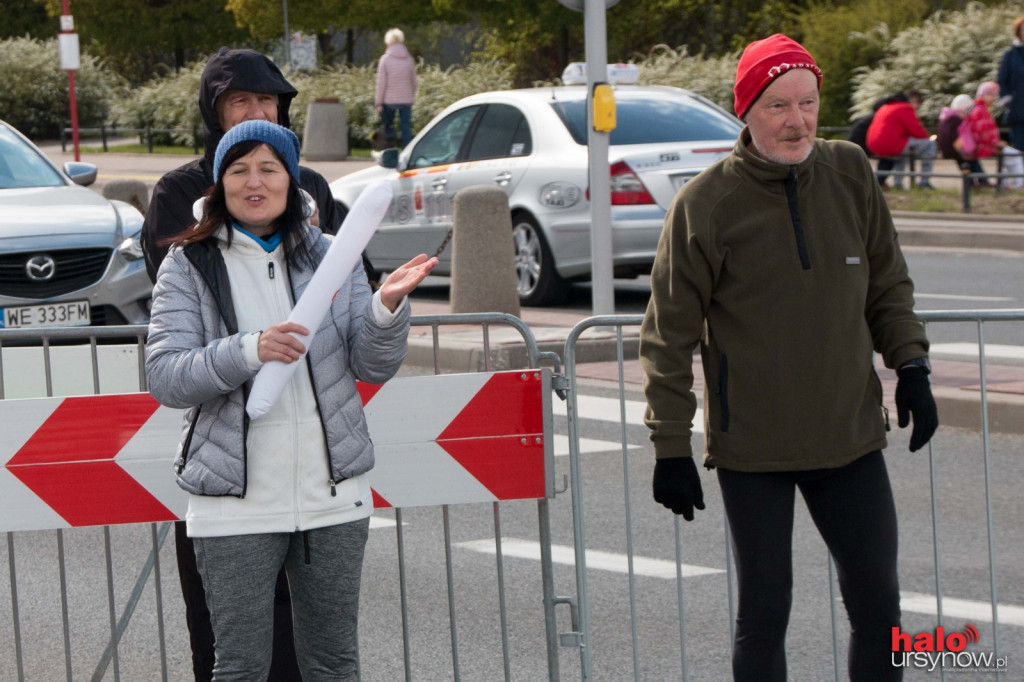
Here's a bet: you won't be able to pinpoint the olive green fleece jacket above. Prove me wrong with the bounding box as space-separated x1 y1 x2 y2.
640 131 929 473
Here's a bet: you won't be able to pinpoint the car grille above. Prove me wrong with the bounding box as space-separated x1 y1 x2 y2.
0 248 112 298
90 305 128 326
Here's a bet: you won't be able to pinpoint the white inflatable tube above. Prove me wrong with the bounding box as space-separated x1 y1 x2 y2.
246 180 393 419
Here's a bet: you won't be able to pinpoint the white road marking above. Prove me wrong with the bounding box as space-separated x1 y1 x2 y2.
929 343 1024 361
552 395 704 433
370 515 397 529
456 540 1023 627
914 293 1015 302
552 434 639 456
900 591 1024 627
456 538 723 579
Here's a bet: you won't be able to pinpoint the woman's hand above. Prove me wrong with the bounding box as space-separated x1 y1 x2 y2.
380 254 439 312
257 321 310 363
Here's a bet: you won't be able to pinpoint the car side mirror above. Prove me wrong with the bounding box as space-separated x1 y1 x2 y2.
64 162 98 187
378 148 400 169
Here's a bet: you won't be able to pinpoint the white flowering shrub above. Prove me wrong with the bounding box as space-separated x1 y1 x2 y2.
851 2 1024 125
634 45 741 114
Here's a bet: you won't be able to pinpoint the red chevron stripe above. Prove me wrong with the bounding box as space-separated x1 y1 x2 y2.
7 394 172 526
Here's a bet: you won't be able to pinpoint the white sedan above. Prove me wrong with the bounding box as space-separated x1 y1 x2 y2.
331 84 742 305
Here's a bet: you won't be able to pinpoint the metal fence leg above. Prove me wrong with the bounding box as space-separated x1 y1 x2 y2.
102 526 121 682
673 518 689 682
491 503 512 682
57 530 73 682
151 523 169 681
442 505 461 681
976 323 1003 679
8 532 26 682
537 498 562 681
827 555 841 682
394 508 413 682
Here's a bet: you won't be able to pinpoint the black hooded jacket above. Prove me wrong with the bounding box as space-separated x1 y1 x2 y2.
140 47 345 282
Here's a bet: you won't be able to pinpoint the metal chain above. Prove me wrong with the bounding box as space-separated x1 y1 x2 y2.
432 227 454 258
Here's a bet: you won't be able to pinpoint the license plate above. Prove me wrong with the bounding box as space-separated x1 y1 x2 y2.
1 301 91 329
670 174 696 192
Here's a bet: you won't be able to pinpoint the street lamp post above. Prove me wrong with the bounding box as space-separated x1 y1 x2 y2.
583 0 615 316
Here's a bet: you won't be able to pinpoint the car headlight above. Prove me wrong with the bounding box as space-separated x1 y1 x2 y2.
118 236 144 261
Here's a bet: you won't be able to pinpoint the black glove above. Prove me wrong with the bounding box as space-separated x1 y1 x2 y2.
895 366 938 452
653 457 705 521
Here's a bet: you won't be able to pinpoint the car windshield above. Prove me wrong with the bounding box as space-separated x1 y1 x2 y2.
551 93 742 146
0 125 65 189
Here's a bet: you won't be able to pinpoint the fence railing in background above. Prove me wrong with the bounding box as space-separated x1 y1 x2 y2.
61 124 204 155
817 126 1020 213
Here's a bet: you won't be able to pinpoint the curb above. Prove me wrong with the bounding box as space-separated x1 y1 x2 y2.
932 386 1024 435
892 211 1024 252
404 335 1024 436
897 225 1024 252
406 330 639 373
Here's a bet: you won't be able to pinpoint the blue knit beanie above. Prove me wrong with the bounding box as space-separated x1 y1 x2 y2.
213 120 301 184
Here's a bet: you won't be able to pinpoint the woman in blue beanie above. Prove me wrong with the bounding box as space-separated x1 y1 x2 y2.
146 120 436 679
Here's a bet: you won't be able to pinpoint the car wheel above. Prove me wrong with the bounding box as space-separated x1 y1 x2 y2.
512 213 566 306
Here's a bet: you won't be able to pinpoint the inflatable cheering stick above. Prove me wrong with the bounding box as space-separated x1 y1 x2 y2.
246 180 394 419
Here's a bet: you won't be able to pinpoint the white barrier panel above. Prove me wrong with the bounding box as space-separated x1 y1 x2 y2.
0 370 552 531
1 344 143 399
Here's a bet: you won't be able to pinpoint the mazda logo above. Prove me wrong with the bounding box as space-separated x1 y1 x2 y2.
25 255 57 282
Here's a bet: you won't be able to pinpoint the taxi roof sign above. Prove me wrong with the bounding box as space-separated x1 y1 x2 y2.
561 62 639 86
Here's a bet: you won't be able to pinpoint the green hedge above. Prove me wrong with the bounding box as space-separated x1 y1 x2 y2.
0 37 127 139
113 57 516 150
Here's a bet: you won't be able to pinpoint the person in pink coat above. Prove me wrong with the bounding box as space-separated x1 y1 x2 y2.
966 81 1024 188
375 28 418 149
866 90 937 190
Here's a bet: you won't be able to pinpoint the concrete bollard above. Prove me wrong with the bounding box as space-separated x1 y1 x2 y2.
101 179 149 214
449 186 521 316
302 98 348 161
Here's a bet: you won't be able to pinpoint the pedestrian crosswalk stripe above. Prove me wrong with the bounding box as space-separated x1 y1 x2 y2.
552 395 704 433
929 342 1024 361
456 538 724 579
552 434 639 456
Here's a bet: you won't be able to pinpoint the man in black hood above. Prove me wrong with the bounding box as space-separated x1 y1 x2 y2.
142 47 342 681
141 47 349 282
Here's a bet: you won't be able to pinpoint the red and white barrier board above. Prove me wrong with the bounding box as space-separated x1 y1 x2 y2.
0 370 552 532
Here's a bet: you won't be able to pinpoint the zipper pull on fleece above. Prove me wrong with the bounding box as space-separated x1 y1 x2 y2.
883 405 891 432
268 261 275 279
329 479 337 497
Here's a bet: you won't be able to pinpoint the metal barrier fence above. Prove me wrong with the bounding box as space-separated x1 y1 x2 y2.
560 310 1023 681
0 315 575 682
5 310 1021 680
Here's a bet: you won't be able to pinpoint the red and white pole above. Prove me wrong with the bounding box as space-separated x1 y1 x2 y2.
59 1 80 161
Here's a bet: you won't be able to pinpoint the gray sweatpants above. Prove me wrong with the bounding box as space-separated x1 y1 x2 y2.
193 519 370 681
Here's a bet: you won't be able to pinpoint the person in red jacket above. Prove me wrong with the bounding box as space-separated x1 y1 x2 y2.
866 89 937 190
966 81 1024 188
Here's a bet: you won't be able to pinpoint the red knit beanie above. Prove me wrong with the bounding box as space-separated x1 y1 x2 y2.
733 34 822 120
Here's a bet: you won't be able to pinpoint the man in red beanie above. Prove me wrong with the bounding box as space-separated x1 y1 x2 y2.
641 33 936 682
